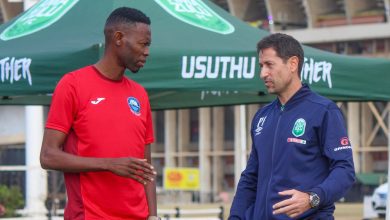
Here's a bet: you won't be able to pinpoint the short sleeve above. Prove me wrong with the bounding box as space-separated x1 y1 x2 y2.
46 74 78 134
144 96 154 145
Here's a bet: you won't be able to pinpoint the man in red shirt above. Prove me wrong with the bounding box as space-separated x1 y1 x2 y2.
40 7 159 220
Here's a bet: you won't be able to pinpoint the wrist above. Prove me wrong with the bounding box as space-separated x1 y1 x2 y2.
147 216 161 220
101 158 112 171
307 192 320 208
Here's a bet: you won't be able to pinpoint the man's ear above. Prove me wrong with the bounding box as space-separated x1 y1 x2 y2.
288 56 299 73
113 31 123 46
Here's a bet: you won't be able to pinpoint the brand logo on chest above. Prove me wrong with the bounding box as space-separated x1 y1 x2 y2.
127 97 141 116
255 116 267 136
292 118 306 137
91 97 105 105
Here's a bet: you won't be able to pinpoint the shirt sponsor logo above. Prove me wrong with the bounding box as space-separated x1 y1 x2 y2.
287 137 307 145
334 137 352 151
334 146 352 152
154 0 235 35
301 57 333 88
181 56 256 79
254 116 267 136
127 97 141 116
0 57 32 85
340 137 350 146
292 118 306 137
0 0 79 41
90 97 105 105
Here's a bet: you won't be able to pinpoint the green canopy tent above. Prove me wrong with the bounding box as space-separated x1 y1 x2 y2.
1 1 390 213
0 0 390 110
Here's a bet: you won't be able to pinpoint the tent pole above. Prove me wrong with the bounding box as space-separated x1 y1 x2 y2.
22 2 47 218
234 105 247 189
199 108 211 203
348 103 360 172
239 105 247 171
24 106 47 218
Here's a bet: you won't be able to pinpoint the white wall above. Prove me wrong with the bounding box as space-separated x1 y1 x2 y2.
0 106 25 144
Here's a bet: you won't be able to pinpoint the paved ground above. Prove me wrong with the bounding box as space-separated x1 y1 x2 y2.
335 203 364 220
334 202 386 220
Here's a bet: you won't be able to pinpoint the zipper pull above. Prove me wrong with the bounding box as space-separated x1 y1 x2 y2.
281 105 285 111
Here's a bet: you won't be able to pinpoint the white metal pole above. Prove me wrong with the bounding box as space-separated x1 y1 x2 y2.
199 108 211 203
239 105 247 170
23 1 47 218
25 106 47 218
234 105 247 188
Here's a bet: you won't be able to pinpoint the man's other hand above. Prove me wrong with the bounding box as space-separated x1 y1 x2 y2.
272 189 311 218
107 157 157 185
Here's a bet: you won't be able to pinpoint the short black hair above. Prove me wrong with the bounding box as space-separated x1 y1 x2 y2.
105 7 151 27
257 33 304 74
104 7 151 44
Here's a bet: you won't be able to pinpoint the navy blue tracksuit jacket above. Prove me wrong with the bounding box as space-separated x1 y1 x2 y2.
229 85 355 220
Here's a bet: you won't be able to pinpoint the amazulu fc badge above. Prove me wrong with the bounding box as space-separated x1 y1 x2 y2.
127 97 141 116
292 118 306 137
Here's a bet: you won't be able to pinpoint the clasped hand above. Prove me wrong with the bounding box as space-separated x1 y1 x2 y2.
272 189 311 218
108 157 156 185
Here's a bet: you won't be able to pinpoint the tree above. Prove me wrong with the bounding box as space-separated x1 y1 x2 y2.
0 185 24 218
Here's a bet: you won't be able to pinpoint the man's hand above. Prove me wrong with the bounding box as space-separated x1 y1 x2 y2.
107 157 156 185
272 189 311 218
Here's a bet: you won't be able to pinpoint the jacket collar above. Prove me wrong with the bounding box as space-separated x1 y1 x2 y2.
276 83 311 111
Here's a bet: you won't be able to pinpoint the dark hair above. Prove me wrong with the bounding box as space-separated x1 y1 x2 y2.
257 33 304 74
106 7 151 27
104 7 151 43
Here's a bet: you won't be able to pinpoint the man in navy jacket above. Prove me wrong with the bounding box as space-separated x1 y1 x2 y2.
229 33 355 220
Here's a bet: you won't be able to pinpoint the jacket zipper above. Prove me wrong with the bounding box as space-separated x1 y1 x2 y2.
265 106 284 219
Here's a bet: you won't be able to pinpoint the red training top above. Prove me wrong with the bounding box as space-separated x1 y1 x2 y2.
46 66 154 220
